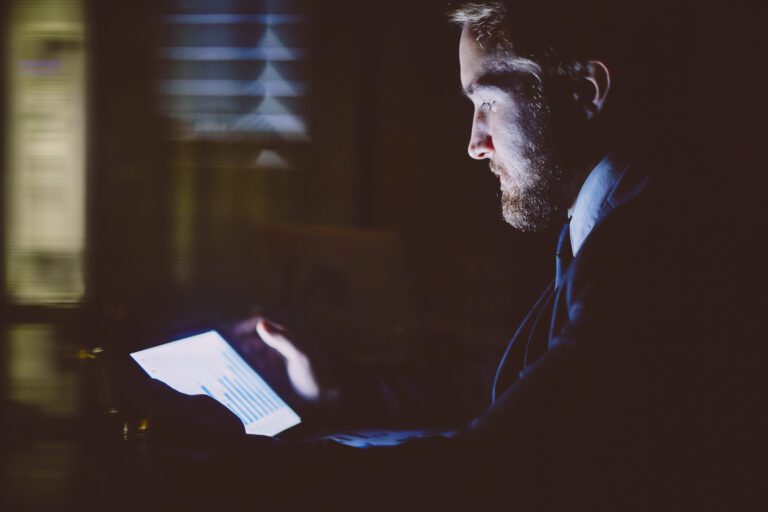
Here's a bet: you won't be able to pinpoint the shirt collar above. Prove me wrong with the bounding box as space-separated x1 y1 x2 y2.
568 145 650 255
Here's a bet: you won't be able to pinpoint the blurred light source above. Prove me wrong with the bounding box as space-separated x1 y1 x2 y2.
7 323 80 417
158 0 310 142
4 0 87 305
162 1 312 288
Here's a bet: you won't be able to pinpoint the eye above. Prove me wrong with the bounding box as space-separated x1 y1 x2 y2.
480 100 496 112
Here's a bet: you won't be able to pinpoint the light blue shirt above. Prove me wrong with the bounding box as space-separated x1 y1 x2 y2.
568 146 651 255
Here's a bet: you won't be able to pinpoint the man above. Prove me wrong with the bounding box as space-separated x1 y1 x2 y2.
148 2 757 510
255 0 693 422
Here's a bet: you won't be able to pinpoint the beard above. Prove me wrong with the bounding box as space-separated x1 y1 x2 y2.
496 145 565 232
495 88 568 232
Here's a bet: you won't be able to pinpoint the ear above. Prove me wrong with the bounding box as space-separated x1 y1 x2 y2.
574 60 611 120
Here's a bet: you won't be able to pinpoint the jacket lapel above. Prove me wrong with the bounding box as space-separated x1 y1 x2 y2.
492 280 556 402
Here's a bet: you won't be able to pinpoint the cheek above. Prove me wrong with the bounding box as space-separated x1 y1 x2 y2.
490 113 526 157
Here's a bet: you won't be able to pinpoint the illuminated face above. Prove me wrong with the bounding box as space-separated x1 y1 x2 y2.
459 25 566 232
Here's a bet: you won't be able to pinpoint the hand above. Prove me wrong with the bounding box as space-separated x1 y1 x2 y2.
232 316 330 404
146 378 245 447
256 319 322 401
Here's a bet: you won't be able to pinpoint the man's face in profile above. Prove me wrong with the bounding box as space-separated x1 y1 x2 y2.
460 25 567 232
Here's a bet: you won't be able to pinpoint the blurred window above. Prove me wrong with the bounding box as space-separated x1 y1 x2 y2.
158 0 310 144
159 1 311 288
4 0 87 305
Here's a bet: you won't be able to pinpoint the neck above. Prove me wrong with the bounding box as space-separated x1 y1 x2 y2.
564 120 626 211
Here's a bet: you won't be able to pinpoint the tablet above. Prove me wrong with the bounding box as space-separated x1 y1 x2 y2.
130 330 301 436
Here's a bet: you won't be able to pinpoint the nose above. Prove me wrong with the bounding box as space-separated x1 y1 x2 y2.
468 113 494 160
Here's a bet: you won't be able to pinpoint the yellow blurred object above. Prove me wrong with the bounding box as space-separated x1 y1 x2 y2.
4 0 88 305
76 349 96 360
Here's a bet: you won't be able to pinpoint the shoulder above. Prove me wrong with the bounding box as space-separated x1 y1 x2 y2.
559 151 698 331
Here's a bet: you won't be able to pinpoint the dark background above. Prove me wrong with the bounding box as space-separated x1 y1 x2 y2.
84 0 556 360
1 1 763 510
1 2 555 509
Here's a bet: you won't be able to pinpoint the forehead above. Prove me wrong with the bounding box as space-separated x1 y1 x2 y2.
459 24 541 95
459 25 495 90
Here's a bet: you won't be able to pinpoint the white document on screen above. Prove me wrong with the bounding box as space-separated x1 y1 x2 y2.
131 331 301 436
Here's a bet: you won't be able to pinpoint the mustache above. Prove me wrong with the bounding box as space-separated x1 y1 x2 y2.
489 161 502 176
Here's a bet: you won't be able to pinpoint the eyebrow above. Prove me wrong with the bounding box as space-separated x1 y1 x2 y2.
462 73 510 97
462 63 542 97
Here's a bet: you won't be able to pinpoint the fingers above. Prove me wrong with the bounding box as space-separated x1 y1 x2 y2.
285 357 321 401
232 315 261 336
254 320 321 401
256 319 299 360
233 315 287 336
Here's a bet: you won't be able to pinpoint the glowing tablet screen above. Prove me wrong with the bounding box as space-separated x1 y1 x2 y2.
131 331 301 436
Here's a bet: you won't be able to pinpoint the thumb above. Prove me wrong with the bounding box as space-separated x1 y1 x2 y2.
256 319 299 360
256 320 320 401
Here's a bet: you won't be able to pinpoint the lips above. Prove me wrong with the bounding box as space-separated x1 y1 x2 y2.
491 162 514 193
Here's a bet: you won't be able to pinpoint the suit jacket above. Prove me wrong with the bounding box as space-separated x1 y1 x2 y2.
445 148 754 511
320 148 751 511
460 151 691 509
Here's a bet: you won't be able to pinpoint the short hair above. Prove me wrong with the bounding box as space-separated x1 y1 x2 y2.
449 1 694 129
448 2 511 51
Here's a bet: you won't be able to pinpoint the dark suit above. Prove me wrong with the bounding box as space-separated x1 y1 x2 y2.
460 151 692 509
458 148 758 512
314 147 752 511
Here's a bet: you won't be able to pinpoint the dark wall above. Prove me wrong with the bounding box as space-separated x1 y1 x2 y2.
87 1 170 308
310 0 556 353
86 0 556 361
